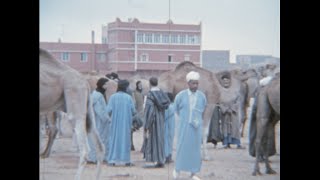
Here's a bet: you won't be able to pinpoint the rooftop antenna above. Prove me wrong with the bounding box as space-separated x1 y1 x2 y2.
59 24 64 42
169 0 171 22
167 0 171 72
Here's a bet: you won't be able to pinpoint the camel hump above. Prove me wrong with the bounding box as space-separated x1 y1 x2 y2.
174 61 196 71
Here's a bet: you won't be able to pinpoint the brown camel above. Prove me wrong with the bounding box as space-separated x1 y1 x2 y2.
250 75 280 176
40 48 104 180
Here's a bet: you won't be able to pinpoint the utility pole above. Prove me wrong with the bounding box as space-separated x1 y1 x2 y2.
167 0 171 71
59 24 64 42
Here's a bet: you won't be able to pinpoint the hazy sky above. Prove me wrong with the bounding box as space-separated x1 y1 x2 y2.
40 0 280 62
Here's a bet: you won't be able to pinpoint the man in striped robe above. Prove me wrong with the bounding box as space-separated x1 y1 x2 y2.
142 77 170 168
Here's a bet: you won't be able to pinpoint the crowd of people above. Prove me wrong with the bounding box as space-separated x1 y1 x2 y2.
86 71 249 180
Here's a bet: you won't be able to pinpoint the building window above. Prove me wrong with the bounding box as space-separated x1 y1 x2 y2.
137 33 144 43
80 53 88 62
61 52 69 62
168 55 173 62
184 54 190 61
179 34 186 44
188 35 195 44
145 33 152 43
171 34 178 44
162 34 169 43
195 35 200 44
102 37 108 44
108 32 117 43
140 53 149 62
154 34 160 43
97 53 106 62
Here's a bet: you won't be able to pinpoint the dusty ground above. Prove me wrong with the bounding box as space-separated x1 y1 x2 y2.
40 118 280 180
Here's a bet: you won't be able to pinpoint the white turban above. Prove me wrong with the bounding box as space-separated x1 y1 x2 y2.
186 71 200 82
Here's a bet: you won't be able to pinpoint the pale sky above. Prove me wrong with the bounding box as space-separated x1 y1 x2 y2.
40 0 280 63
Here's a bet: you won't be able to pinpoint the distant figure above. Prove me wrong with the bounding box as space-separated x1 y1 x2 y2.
106 80 136 166
106 72 120 82
133 81 145 117
173 71 207 180
131 80 145 151
164 92 175 164
142 77 170 168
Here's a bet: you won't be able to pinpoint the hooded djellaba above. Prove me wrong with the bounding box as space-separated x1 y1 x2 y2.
142 77 170 168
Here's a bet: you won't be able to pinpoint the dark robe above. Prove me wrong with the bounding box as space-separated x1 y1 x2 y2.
207 105 223 144
142 89 170 163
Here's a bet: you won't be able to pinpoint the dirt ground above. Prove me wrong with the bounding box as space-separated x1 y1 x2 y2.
39 118 280 180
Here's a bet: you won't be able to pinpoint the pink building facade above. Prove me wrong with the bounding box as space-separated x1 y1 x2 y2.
40 18 202 78
40 42 109 73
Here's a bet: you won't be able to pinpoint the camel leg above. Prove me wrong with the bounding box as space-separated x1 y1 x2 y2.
39 114 47 154
74 117 89 180
252 119 267 176
264 116 277 174
264 143 276 174
63 86 91 180
242 97 255 137
201 105 214 161
72 129 79 152
201 125 212 161
131 130 135 151
87 127 104 180
40 112 58 158
55 111 64 138
239 97 247 138
87 93 104 180
240 122 245 138
252 91 271 176
253 114 271 175
75 152 86 180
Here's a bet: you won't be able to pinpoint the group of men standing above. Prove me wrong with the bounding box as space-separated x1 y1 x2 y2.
87 71 211 180
87 78 135 166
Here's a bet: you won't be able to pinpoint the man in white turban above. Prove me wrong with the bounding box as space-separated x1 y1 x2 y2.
186 71 200 82
173 71 207 180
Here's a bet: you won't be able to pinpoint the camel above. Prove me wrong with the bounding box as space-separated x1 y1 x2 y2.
255 63 280 80
231 68 260 137
159 61 220 160
250 75 280 176
233 65 279 139
43 73 105 140
39 48 104 180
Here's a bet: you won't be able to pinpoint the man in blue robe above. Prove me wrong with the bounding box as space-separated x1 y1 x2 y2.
173 71 207 180
164 92 175 163
87 77 110 163
106 80 136 166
